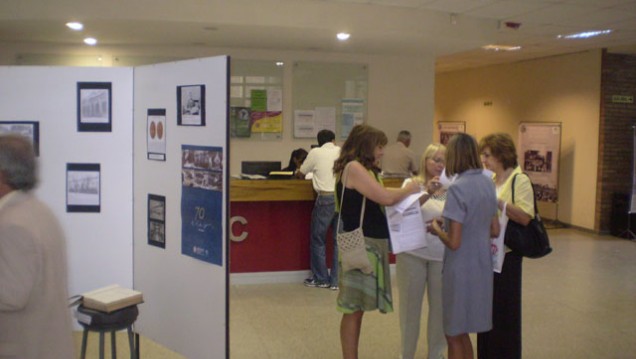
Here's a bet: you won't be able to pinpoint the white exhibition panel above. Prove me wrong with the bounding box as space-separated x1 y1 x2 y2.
133 56 228 358
0 66 134 297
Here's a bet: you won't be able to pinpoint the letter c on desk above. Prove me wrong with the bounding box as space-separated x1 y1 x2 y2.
230 216 248 242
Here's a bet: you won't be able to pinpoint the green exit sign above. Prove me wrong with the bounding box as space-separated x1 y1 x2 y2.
612 95 634 104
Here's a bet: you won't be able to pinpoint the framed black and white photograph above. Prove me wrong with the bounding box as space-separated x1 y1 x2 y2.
66 163 101 212
147 108 167 161
177 84 205 126
77 82 112 132
148 194 166 248
0 121 40 156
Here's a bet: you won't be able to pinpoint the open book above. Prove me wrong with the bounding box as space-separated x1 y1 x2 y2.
82 284 143 313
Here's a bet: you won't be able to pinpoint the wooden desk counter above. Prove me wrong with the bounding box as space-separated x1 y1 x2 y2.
230 177 404 203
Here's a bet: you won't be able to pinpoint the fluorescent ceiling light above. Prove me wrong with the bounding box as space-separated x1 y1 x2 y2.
66 22 83 31
482 44 522 51
336 32 350 41
557 29 612 39
84 37 97 46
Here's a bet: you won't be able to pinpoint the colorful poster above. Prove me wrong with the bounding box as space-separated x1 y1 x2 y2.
250 111 283 133
518 123 561 203
230 107 251 138
181 145 223 266
250 89 267 111
437 122 465 145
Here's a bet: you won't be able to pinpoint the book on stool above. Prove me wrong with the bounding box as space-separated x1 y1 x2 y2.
79 284 143 314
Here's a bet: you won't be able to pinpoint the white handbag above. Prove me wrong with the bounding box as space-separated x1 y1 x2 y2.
336 167 373 274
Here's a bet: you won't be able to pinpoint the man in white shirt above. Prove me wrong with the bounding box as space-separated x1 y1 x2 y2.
298 129 340 290
381 130 418 177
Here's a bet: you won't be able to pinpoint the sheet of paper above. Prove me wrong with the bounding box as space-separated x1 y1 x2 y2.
386 199 427 254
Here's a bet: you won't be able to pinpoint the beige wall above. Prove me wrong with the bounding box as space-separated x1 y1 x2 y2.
435 50 602 229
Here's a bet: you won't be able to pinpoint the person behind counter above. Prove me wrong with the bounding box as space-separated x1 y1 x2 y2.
333 124 420 359
282 148 308 173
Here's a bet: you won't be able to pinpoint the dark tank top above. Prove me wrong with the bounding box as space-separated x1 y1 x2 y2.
336 177 389 239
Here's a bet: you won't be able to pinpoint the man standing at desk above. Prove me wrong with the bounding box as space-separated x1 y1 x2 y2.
0 135 74 359
298 129 340 290
381 130 418 177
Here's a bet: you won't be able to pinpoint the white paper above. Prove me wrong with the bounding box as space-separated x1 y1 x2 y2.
294 110 315 138
491 202 508 273
386 192 428 254
267 88 282 111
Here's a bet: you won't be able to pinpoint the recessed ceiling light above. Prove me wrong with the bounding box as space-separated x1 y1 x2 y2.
557 29 612 39
275 61 284 67
482 44 522 51
84 37 97 46
66 22 83 31
336 32 350 41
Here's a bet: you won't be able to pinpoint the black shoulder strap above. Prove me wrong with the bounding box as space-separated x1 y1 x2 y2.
511 172 539 215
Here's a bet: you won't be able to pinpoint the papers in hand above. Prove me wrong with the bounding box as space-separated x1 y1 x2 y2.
386 190 428 254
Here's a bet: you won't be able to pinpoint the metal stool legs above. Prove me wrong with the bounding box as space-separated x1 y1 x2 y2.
79 327 135 359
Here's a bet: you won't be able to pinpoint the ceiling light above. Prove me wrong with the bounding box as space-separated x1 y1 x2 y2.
336 32 350 41
557 29 612 39
84 37 97 46
66 22 83 31
275 61 284 67
482 44 522 51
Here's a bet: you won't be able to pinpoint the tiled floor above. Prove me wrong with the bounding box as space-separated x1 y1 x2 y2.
75 228 636 358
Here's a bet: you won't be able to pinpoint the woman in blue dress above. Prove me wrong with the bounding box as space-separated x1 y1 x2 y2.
431 133 499 359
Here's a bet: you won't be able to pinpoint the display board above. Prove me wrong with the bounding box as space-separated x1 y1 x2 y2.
518 122 561 203
292 62 367 139
133 56 229 358
0 66 134 301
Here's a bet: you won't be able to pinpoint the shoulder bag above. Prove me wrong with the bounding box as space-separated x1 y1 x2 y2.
336 165 373 274
504 173 553 259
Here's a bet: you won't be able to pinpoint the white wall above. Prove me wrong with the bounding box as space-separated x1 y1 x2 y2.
0 66 133 296
0 43 437 175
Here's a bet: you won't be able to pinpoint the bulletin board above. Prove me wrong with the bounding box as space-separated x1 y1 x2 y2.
291 62 367 139
230 59 283 140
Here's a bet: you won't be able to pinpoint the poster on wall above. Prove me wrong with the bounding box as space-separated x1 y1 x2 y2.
147 109 166 161
66 163 101 213
438 122 466 145
77 82 112 132
341 98 365 138
229 107 251 138
181 145 223 266
177 85 206 126
249 89 282 134
518 122 561 202
293 107 337 138
148 194 166 249
0 121 39 156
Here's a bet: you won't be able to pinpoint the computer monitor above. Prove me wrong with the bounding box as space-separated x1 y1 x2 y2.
241 161 281 177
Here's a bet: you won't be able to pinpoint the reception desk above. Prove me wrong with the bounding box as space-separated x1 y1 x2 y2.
229 178 404 273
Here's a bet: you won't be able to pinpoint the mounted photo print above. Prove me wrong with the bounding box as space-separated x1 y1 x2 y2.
77 82 112 132
177 84 205 126
148 194 166 248
147 108 167 161
0 121 40 156
66 163 101 213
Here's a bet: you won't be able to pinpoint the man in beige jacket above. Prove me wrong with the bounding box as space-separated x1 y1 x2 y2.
0 135 74 359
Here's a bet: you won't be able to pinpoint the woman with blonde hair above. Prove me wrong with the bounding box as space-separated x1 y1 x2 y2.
396 143 447 359
333 124 420 359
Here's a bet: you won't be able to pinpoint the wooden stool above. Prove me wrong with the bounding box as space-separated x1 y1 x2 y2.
76 304 139 359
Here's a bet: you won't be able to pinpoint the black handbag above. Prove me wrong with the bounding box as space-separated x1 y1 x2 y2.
504 173 553 259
